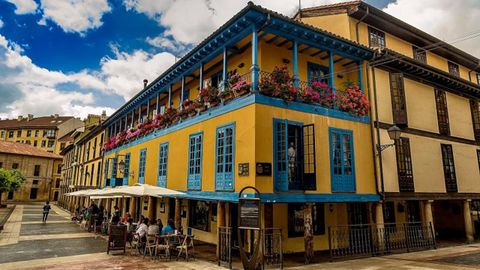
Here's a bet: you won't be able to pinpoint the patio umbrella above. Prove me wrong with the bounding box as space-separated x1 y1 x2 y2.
100 183 184 197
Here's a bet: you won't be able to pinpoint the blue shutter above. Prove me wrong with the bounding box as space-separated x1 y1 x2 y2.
215 124 235 191
157 143 168 187
110 157 117 187
273 119 288 191
104 159 109 187
329 128 356 192
187 133 203 190
122 153 130 186
138 148 147 184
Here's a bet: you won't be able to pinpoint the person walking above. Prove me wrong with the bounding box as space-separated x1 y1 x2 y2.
42 201 51 223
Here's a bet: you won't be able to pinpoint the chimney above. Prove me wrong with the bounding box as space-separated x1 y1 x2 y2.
143 79 148 89
101 110 107 121
17 115 23 121
54 114 59 119
27 114 34 121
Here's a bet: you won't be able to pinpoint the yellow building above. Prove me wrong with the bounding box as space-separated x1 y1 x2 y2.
297 1 480 243
59 114 106 211
0 141 62 203
101 3 378 258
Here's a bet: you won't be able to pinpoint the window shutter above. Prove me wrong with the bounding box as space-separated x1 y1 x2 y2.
123 153 130 186
302 124 316 190
273 120 288 192
389 73 408 126
470 100 480 141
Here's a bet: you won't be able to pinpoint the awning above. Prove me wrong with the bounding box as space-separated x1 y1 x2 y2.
101 183 184 198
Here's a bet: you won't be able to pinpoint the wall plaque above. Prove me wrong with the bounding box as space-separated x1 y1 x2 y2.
255 162 272 176
238 163 249 176
239 197 260 229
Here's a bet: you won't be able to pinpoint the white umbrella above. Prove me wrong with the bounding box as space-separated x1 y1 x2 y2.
65 189 100 197
101 183 184 197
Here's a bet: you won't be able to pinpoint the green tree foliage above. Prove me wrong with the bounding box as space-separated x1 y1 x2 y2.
0 168 26 205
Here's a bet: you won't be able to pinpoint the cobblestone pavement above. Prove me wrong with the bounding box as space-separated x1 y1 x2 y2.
2 203 480 269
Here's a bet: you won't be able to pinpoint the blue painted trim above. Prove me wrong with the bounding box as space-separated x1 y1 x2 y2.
123 153 130 186
251 26 259 91
328 50 334 90
358 61 364 92
103 158 109 187
138 148 147 184
157 142 168 188
180 76 185 109
329 127 356 193
105 93 370 155
222 46 228 88
199 63 204 89
167 191 380 203
255 94 370 124
187 132 204 191
292 39 299 88
215 122 236 191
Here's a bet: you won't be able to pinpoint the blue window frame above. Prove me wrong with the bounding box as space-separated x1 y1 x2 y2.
138 148 147 184
307 62 329 85
123 153 130 186
187 132 203 190
329 128 356 192
215 123 235 191
273 119 305 192
157 143 169 187
110 157 117 187
104 158 109 187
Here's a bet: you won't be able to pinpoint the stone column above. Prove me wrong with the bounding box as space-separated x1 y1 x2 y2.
375 202 385 251
147 197 156 220
216 201 225 259
175 198 181 232
304 203 314 264
130 197 136 221
464 199 474 243
424 200 434 233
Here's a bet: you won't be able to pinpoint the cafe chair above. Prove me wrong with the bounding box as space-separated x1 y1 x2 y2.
144 234 157 258
176 235 195 261
155 236 171 260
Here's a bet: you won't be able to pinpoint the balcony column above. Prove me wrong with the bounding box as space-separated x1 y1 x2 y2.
199 62 204 90
168 85 172 108
146 100 150 119
292 39 299 88
358 61 364 92
222 46 228 90
375 201 385 251
131 110 134 128
138 106 141 123
464 199 474 243
424 200 435 234
156 92 160 115
124 115 127 131
251 26 259 92
328 50 335 91
180 75 185 108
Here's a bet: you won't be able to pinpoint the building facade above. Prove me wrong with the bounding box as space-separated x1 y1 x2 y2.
59 115 106 211
100 3 377 255
296 1 480 242
0 141 62 202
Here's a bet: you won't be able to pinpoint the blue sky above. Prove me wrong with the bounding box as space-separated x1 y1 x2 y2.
0 0 477 119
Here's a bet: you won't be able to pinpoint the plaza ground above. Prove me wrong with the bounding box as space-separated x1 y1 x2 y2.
2 203 480 269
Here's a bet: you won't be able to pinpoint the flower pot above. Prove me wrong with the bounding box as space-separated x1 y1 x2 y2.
209 101 220 108
188 110 197 117
235 87 250 97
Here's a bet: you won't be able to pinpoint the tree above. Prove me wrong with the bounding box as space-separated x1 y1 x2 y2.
0 168 26 206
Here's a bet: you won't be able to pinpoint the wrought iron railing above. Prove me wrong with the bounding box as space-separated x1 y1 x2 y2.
328 222 436 259
218 226 232 269
262 228 283 269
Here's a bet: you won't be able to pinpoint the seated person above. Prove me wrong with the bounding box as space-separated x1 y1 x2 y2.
161 218 175 235
147 219 160 235
135 218 149 241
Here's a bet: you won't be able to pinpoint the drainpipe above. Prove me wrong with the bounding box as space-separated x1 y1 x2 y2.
370 65 385 200
355 6 370 43
366 65 381 200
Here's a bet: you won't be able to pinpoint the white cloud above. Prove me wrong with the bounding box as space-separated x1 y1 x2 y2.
0 32 177 119
5 0 38 15
39 0 111 35
146 34 189 56
383 0 480 58
123 0 340 44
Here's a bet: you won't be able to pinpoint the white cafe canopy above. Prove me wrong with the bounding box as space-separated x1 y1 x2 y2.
100 183 184 197
65 189 103 197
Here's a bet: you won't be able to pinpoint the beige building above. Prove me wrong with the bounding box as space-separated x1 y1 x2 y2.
297 1 480 242
0 141 62 202
0 114 83 155
59 114 106 211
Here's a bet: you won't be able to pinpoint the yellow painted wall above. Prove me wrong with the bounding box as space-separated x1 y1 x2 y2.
301 13 351 39
404 78 438 133
454 144 480 193
371 68 394 124
254 104 376 195
446 92 474 140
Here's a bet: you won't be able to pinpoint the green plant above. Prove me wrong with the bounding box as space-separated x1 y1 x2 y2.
0 168 26 206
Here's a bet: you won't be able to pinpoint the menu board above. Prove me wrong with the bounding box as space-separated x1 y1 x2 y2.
239 198 260 229
107 224 127 254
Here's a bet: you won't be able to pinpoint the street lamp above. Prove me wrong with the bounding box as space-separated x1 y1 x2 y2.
377 125 402 153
